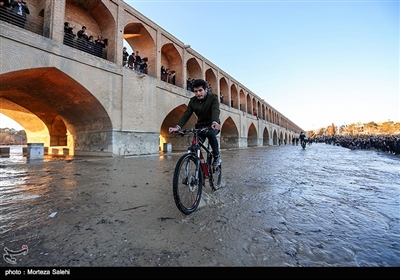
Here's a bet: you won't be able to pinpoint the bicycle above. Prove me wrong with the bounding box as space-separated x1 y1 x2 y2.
172 127 222 215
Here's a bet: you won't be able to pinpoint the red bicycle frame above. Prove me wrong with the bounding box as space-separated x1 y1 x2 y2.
191 132 211 180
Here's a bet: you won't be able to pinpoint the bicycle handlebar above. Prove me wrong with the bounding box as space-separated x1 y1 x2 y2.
175 127 212 136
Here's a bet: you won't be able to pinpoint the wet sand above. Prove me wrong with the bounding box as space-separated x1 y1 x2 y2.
1 144 399 277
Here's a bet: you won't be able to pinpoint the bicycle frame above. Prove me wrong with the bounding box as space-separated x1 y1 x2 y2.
189 131 212 180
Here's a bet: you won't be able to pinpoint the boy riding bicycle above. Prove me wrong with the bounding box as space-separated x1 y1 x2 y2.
168 79 222 166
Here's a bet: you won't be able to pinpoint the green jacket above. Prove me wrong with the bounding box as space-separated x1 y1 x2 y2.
177 92 220 129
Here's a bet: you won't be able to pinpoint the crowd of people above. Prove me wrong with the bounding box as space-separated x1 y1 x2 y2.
323 135 400 155
123 48 148 74
290 134 400 156
161 66 176 84
63 23 107 58
0 0 30 28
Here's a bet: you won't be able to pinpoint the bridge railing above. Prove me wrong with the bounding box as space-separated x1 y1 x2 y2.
0 6 43 38
0 7 108 60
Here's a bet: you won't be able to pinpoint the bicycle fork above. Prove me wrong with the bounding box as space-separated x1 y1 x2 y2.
182 151 202 190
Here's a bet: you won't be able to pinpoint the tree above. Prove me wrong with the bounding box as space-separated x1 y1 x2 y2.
327 123 336 136
0 128 27 145
381 121 394 135
364 122 378 134
317 127 325 137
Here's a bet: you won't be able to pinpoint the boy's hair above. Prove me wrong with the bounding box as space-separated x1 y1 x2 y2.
192 79 208 90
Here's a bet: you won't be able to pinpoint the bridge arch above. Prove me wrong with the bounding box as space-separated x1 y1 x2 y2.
219 77 229 107
124 22 156 77
0 67 112 155
0 98 50 146
205 69 217 94
263 127 270 146
65 0 116 61
161 43 183 87
220 117 239 150
247 123 258 147
272 129 278 145
246 94 252 115
186 57 202 83
231 85 239 110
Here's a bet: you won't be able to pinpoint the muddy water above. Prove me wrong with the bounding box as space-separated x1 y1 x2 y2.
0 143 399 267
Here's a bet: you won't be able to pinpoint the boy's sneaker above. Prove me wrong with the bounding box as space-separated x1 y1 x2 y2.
213 155 221 166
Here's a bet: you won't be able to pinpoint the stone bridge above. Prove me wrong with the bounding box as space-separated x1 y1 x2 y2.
0 0 303 157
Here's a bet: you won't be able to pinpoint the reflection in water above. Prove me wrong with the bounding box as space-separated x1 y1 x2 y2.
0 143 399 266
1 146 83 234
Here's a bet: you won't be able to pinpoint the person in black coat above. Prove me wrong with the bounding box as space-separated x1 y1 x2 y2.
94 35 106 58
63 22 75 47
10 0 29 28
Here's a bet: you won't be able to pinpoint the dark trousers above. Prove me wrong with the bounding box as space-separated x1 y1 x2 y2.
199 129 220 157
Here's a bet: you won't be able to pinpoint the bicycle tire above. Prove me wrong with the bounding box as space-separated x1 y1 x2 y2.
210 164 222 191
172 153 203 215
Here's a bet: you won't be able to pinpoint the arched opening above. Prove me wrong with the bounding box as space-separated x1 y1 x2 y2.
247 123 258 147
205 68 217 94
161 43 183 87
263 127 270 146
220 117 239 150
0 67 113 156
124 22 156 76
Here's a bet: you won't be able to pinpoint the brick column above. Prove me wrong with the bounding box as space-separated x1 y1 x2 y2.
43 0 66 43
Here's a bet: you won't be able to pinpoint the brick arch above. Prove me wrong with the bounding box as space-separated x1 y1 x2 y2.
161 43 183 87
186 57 202 82
247 123 258 147
205 68 217 94
220 117 239 149
0 98 50 147
239 89 245 112
279 131 284 144
262 127 270 146
231 84 239 110
219 77 229 106
124 22 156 76
65 0 116 61
0 67 112 155
246 93 252 115
272 129 278 145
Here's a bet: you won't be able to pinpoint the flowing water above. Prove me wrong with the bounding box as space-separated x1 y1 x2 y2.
0 143 399 267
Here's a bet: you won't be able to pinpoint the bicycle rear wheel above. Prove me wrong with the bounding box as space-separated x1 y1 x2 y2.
173 154 203 215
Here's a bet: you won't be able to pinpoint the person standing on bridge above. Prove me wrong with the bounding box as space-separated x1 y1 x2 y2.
10 0 29 28
122 47 129 67
168 79 222 166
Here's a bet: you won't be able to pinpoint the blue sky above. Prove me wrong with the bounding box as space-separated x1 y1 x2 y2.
124 0 399 131
1 0 398 131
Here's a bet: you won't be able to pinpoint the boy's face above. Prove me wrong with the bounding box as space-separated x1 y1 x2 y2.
194 86 206 100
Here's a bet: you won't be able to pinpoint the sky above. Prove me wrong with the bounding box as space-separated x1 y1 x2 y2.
1 0 398 131
124 0 399 131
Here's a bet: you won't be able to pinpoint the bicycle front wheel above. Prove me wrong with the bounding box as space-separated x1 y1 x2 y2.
173 154 203 215
210 164 222 191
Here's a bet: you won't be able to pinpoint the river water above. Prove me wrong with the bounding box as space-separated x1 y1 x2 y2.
0 143 399 267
